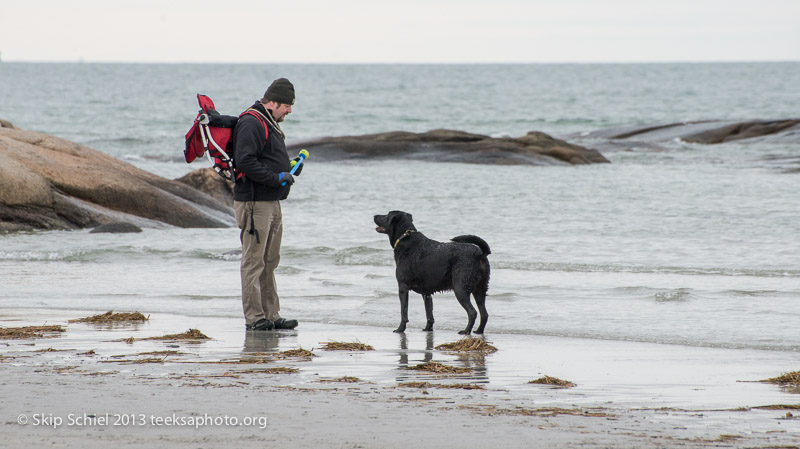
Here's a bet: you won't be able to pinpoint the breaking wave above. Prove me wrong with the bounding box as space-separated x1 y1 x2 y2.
495 261 800 278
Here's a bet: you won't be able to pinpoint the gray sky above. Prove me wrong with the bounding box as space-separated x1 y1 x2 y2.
1 0 798 63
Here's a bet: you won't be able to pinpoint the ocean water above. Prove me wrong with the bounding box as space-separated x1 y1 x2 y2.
0 63 798 353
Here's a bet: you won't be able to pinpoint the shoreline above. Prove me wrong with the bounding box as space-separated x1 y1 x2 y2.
1 308 798 448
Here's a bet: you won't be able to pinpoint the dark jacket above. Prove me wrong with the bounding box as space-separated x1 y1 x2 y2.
233 102 291 202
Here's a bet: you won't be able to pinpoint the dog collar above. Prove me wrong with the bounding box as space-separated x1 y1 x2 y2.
393 230 416 248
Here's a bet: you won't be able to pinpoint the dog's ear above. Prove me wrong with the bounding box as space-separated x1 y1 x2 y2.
390 212 413 226
390 212 411 223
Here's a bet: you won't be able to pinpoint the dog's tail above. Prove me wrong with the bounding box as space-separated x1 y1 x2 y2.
453 235 491 296
451 235 491 257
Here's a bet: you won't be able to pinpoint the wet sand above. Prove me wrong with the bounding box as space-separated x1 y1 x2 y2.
1 308 798 448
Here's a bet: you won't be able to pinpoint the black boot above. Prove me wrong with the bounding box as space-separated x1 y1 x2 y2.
245 318 275 331
273 318 298 330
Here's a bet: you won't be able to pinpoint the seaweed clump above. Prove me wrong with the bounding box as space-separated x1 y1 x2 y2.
115 329 210 343
275 349 316 359
142 329 210 341
320 376 361 383
319 341 374 351
435 337 498 353
0 325 65 339
761 371 800 385
69 311 149 323
399 381 483 390
529 375 577 388
237 367 298 374
407 361 471 374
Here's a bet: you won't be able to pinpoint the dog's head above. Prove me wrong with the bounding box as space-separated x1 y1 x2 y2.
374 210 416 245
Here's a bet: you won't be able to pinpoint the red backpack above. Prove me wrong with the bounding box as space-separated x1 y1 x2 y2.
184 94 267 181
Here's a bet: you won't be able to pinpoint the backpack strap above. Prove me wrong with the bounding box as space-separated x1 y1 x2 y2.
245 107 286 140
239 109 269 144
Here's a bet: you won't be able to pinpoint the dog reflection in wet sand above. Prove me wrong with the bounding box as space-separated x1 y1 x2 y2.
374 211 491 335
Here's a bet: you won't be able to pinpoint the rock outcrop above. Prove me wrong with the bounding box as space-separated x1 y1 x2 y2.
0 121 234 232
682 119 800 144
175 168 234 207
0 123 613 232
288 129 609 165
582 119 800 145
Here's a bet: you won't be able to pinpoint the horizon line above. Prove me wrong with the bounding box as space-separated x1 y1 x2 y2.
2 59 799 65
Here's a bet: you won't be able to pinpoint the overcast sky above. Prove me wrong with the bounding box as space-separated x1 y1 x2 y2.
1 0 798 63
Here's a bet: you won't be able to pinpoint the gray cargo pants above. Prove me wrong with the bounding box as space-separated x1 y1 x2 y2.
234 200 283 325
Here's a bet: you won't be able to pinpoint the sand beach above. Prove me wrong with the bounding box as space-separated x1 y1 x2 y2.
1 308 797 448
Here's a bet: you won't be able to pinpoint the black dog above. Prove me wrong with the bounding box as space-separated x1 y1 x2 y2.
373 211 491 335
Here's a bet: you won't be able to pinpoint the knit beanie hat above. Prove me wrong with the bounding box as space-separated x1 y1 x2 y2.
262 78 295 105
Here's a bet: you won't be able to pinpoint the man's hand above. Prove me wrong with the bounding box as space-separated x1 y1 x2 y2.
278 173 295 185
291 157 304 176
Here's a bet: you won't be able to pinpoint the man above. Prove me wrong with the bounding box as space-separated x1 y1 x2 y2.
233 78 301 331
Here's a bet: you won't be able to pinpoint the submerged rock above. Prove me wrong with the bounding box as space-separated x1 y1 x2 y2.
288 129 609 165
0 124 234 232
89 222 143 234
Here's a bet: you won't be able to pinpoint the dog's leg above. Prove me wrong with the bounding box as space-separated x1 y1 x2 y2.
394 285 409 333
422 294 434 331
473 291 489 334
454 287 477 335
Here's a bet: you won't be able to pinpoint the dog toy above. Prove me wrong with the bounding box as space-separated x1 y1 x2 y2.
280 149 309 186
